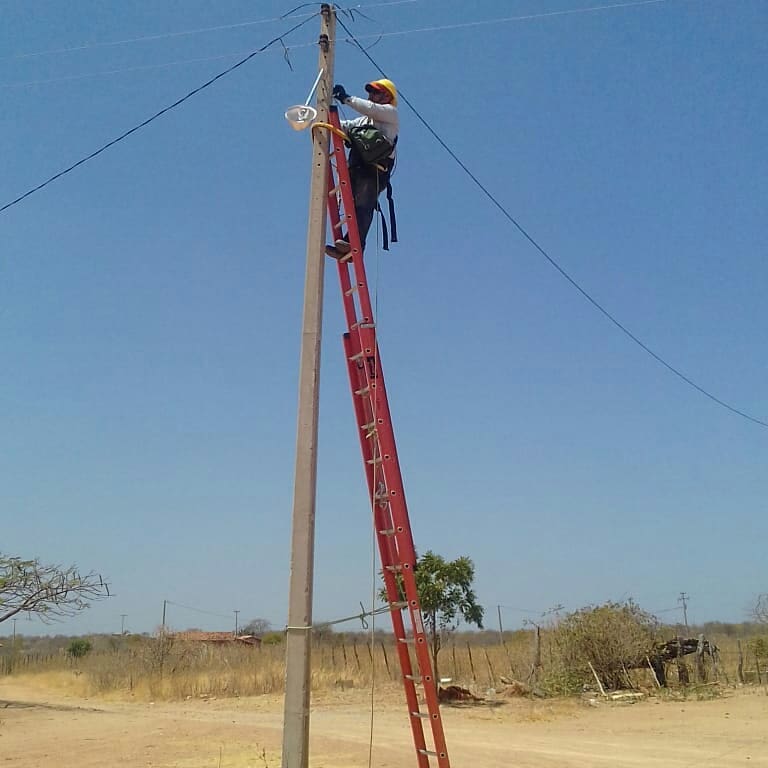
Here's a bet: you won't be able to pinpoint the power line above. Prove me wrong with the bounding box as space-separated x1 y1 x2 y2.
0 12 318 215
336 14 768 430
0 48 286 90
165 600 233 621
2 0 417 62
338 0 687 44
1 0 689 91
2 12 313 61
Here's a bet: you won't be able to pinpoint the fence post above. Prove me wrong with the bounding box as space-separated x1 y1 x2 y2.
466 642 476 683
380 642 391 679
737 640 745 684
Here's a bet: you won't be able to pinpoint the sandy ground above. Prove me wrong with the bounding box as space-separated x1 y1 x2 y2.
1 676 767 767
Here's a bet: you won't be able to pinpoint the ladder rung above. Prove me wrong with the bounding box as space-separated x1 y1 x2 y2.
333 217 350 230
344 285 359 296
411 711 430 719
384 564 403 572
404 674 422 683
366 456 382 465
358 322 376 329
399 637 416 644
354 386 370 396
389 600 408 610
349 352 365 362
418 749 439 757
379 527 395 535
361 421 376 430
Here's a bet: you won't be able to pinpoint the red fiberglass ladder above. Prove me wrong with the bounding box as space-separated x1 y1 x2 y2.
315 106 450 768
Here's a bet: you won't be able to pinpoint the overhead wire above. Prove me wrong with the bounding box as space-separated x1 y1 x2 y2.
0 0 688 90
0 12 319 215
165 600 235 621
2 0 418 62
337 0 687 44
2 11 315 61
335 14 768 430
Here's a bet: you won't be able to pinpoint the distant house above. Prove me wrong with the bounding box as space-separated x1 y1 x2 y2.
172 631 261 647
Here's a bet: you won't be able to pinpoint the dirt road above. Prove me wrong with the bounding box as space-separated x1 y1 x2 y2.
1 676 766 767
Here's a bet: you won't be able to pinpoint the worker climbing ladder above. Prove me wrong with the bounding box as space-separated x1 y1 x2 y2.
314 106 450 768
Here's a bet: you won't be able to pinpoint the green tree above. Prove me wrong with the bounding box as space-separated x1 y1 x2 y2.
0 554 109 625
412 551 484 685
67 638 93 658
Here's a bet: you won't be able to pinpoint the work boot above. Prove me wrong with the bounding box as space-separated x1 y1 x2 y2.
333 239 351 255
325 239 352 260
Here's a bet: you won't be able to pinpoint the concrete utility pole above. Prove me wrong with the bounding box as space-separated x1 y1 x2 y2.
282 6 335 768
234 610 240 635
679 592 689 630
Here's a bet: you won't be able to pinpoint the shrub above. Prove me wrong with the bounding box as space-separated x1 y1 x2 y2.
549 600 659 691
67 639 93 659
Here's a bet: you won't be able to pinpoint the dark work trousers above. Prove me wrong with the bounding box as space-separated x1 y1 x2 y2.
348 159 392 250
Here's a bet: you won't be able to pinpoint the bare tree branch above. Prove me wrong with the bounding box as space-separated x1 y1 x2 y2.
753 593 768 625
0 554 110 624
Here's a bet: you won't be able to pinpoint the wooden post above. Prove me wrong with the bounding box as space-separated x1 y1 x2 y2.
646 655 662 688
533 625 542 681
466 642 477 683
737 640 745 684
484 649 495 686
380 642 391 679
588 661 607 697
281 7 335 768
696 634 707 682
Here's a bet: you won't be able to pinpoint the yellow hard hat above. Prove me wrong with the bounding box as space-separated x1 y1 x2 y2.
365 78 398 105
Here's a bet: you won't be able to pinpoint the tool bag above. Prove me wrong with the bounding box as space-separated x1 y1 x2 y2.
346 125 395 166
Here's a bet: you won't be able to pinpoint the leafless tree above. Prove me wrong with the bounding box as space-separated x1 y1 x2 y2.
0 554 110 624
752 593 768 625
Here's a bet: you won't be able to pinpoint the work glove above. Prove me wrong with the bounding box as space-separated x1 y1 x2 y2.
333 84 350 103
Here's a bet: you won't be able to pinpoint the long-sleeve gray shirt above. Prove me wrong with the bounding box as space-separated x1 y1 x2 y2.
340 96 399 157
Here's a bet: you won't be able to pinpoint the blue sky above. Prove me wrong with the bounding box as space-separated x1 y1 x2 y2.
1 0 766 638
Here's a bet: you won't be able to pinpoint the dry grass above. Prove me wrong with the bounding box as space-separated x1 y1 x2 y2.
4 629 764 702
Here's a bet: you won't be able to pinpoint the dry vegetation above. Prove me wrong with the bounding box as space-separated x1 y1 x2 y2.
3 619 767 702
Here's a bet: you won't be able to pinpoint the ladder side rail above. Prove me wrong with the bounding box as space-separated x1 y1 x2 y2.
360 340 449 761
328 107 451 768
326 157 362 331
342 333 431 768
327 109 373 326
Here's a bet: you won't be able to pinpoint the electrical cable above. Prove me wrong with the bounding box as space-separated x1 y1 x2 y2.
0 12 318 215
3 11 315 61
165 600 234 621
3 0 417 62
0 0 688 90
337 0 687 44
336 14 768 430
0 49 286 90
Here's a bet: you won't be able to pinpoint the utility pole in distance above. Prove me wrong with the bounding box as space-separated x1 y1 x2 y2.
282 6 335 768
234 610 240 636
121 614 127 635
678 592 689 630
